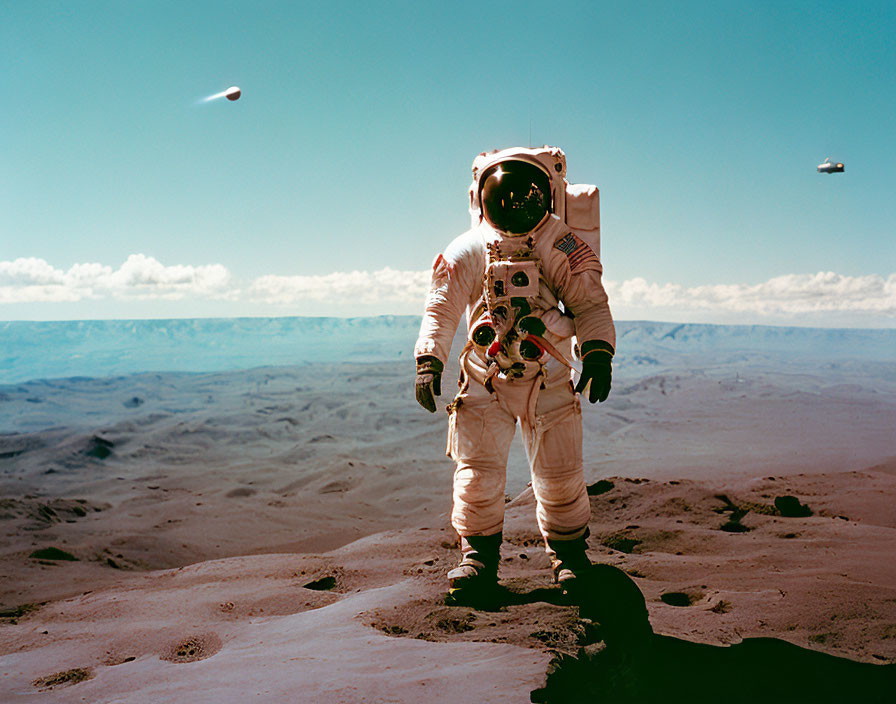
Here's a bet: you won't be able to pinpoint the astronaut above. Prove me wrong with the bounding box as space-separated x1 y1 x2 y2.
414 146 616 591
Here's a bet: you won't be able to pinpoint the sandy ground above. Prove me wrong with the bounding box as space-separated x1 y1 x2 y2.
1 349 895 701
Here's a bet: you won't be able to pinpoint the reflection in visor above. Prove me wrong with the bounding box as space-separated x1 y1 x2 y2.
480 161 552 234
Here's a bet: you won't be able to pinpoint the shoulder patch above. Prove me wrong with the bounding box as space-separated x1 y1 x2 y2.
554 233 599 273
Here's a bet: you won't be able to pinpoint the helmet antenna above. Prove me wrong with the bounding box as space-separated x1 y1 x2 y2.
528 101 532 148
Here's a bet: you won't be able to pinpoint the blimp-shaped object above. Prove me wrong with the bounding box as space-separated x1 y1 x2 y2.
817 157 844 174
201 86 242 103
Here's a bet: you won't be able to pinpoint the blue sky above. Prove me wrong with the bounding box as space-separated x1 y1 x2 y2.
2 0 894 325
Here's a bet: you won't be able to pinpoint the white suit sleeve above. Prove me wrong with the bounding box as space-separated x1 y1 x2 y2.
414 237 478 364
549 239 616 351
563 268 616 351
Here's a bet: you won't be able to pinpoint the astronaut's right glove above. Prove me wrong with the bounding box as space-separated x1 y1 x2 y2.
574 340 614 403
415 355 444 413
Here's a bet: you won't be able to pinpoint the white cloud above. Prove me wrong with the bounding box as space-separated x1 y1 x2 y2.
605 272 896 317
248 267 431 306
0 254 234 303
1 256 893 325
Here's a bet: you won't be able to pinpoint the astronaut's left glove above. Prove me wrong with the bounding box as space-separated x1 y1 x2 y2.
415 356 444 413
575 340 614 403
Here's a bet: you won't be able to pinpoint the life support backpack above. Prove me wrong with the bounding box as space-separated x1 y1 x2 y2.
564 183 601 260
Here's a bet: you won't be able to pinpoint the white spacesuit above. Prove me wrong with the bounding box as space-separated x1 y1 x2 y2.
414 146 615 590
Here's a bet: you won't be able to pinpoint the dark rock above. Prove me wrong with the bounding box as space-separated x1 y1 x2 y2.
660 592 693 607
775 495 813 517
587 480 614 496
85 436 114 459
303 575 336 591
29 547 78 561
721 521 751 533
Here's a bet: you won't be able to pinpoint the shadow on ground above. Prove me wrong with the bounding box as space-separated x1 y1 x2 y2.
524 565 896 704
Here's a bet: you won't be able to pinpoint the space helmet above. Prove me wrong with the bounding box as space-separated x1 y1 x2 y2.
478 160 553 235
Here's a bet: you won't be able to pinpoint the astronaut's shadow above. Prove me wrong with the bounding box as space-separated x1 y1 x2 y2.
486 583 571 609
523 565 896 704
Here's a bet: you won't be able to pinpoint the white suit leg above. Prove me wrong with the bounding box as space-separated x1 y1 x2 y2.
448 382 516 537
521 383 590 541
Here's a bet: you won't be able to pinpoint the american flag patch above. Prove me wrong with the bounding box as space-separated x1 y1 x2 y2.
554 233 599 273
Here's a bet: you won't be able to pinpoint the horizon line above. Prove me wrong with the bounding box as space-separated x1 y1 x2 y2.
1 314 894 333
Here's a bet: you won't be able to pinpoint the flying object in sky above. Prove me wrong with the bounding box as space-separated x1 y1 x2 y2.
817 158 844 174
202 86 241 103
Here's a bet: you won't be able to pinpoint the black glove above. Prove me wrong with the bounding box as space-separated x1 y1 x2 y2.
574 340 614 403
415 356 444 413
